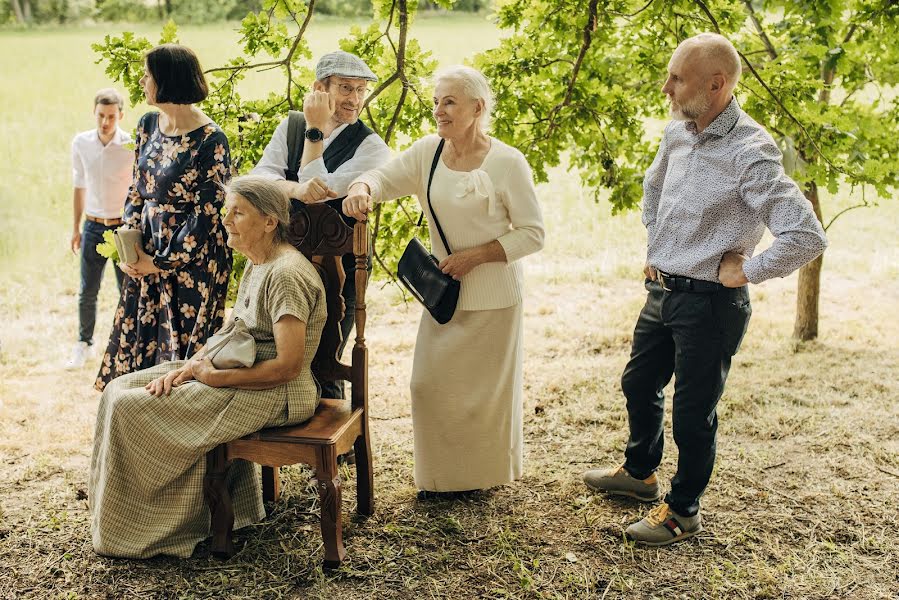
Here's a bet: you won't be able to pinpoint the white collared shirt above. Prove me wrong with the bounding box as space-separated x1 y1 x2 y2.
251 117 392 196
71 127 134 218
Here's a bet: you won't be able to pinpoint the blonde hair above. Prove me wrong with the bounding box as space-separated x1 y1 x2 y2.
226 176 291 243
434 65 494 131
94 88 125 110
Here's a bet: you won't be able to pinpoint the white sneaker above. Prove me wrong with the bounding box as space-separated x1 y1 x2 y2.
65 342 94 370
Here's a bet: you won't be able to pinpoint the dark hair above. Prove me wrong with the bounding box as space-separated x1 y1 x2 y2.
145 44 209 105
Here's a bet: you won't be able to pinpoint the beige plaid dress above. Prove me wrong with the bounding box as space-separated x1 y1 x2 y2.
89 250 326 558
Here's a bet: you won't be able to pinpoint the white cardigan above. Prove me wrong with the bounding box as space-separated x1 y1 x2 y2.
352 134 545 311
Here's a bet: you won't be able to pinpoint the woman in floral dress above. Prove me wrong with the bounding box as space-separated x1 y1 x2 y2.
96 44 232 390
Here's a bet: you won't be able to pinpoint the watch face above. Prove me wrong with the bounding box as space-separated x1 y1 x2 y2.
305 128 324 142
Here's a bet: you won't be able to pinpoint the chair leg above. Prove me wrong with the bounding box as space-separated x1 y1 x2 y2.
203 445 235 558
354 433 374 517
262 466 280 503
316 446 346 569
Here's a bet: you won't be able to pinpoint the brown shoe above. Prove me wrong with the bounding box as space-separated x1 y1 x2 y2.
582 465 661 502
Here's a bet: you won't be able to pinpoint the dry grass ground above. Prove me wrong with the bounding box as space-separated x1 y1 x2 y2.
1 174 897 599
1 16 898 600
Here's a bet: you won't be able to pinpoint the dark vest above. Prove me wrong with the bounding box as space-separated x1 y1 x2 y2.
283 112 374 224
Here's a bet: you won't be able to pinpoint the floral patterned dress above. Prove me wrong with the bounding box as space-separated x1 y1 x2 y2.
95 112 232 390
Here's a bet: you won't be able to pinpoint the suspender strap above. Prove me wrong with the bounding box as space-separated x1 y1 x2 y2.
285 110 306 182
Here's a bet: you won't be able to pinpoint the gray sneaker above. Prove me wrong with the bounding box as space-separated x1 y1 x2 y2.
625 503 702 546
582 465 661 502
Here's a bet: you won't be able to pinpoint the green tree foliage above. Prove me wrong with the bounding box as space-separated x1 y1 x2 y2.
94 0 447 292
474 0 899 340
4 0 92 23
93 0 898 336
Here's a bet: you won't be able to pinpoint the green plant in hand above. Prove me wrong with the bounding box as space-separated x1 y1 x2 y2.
96 230 119 262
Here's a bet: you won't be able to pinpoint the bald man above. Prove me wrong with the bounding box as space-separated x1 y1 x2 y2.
583 33 827 546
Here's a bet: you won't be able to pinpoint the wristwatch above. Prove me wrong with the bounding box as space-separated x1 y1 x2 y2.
304 128 324 143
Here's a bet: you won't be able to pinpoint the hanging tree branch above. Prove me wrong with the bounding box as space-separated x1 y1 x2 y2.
742 0 777 60
203 0 316 111
693 0 847 176
542 0 599 141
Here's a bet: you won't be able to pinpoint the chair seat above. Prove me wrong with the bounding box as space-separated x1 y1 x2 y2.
237 398 362 446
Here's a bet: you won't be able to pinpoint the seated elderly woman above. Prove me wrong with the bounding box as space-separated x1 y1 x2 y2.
89 176 327 559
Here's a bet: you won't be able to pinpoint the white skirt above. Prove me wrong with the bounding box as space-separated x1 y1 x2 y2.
410 303 523 492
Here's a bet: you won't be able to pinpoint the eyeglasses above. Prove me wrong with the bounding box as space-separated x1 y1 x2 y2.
334 83 369 97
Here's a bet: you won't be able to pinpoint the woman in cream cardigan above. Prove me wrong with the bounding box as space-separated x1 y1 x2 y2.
343 66 544 498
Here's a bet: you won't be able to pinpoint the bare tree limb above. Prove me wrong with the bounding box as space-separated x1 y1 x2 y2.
742 0 777 60
543 0 599 141
613 0 655 19
824 202 870 230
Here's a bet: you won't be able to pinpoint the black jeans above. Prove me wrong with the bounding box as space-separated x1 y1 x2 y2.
318 252 371 399
621 279 751 516
79 220 125 344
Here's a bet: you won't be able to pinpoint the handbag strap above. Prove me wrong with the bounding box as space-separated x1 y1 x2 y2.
203 317 240 359
423 138 452 255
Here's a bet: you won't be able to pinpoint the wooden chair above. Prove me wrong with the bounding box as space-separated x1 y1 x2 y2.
203 203 373 569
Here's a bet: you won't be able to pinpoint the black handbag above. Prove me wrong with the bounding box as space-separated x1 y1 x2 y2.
397 139 460 324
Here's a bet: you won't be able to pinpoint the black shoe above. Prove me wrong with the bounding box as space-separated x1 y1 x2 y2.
416 489 478 501
337 449 356 466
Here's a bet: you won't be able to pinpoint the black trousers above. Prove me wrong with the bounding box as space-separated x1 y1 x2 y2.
318 252 371 399
621 279 751 516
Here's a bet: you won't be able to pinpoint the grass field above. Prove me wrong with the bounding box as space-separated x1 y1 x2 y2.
1 15 898 600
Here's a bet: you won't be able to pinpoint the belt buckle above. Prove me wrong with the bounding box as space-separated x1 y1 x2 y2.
658 271 673 292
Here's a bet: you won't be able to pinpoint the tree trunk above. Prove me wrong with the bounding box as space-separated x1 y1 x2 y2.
793 181 824 341
22 0 30 21
9 0 25 23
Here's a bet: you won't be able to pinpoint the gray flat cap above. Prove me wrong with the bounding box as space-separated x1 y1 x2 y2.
315 50 378 82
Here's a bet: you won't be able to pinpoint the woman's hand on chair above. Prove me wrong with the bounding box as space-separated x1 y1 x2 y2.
342 185 372 221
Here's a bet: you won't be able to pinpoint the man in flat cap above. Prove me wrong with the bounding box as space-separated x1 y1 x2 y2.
254 50 391 399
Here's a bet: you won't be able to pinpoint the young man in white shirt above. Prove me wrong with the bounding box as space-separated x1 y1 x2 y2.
253 51 392 399
67 88 135 369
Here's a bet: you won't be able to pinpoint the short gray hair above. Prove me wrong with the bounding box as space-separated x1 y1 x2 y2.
226 176 291 244
434 65 494 131
679 33 742 93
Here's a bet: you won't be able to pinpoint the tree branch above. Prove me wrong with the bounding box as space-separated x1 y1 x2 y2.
381 0 410 145
613 0 654 19
742 0 777 60
543 0 599 140
204 0 316 111
824 202 869 230
696 0 846 175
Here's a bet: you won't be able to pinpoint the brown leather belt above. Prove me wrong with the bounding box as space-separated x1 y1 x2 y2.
85 214 123 226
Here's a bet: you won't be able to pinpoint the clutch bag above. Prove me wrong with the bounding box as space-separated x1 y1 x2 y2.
397 138 459 325
113 227 143 264
398 237 459 325
204 317 256 369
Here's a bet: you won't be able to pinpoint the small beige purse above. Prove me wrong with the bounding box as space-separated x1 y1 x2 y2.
204 317 256 369
113 227 143 264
